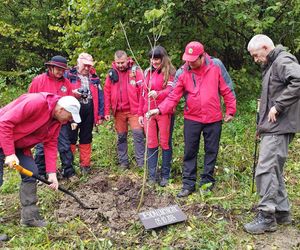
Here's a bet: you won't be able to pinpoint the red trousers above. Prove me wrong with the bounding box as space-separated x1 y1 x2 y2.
114 111 141 133
144 114 171 150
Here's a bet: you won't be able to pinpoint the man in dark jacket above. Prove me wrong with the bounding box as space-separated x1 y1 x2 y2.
65 52 104 174
244 34 300 234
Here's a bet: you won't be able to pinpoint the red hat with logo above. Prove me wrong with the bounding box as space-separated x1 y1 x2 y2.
182 41 205 62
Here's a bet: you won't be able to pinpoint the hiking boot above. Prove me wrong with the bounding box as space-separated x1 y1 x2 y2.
80 166 91 175
61 169 76 179
0 234 8 241
148 179 156 186
119 164 129 170
21 218 47 227
159 178 169 187
275 211 292 225
177 189 194 198
244 211 277 234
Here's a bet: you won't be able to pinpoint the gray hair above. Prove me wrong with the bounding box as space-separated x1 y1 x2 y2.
114 50 127 59
247 34 275 51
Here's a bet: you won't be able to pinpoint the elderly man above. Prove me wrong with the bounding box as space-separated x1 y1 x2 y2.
0 93 80 228
147 41 236 197
244 34 300 234
65 53 104 174
29 55 76 179
104 50 145 169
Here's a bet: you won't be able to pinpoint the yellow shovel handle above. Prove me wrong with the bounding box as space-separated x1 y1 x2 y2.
13 163 33 177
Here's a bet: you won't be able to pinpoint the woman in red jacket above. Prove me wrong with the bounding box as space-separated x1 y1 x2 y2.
138 46 176 186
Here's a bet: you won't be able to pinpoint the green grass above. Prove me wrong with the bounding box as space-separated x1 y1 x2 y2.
1 97 300 249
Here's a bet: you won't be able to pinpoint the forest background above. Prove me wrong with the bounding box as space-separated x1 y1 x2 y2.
1 0 300 249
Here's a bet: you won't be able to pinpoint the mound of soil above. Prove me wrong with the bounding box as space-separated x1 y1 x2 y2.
55 171 175 231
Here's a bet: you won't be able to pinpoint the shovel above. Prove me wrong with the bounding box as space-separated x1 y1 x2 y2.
13 163 98 210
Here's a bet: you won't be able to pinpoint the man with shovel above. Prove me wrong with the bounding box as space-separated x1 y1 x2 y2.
0 92 81 230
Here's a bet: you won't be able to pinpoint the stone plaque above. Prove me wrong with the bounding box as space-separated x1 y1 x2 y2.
138 204 187 229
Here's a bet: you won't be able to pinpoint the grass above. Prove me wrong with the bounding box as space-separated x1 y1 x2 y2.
1 98 300 249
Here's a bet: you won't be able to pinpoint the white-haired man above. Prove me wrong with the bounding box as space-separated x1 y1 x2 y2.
65 53 104 174
244 34 300 234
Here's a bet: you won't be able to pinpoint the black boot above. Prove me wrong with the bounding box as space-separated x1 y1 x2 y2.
275 211 292 225
20 182 47 227
244 211 277 234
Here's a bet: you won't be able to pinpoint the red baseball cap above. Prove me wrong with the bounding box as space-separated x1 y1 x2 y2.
182 41 205 62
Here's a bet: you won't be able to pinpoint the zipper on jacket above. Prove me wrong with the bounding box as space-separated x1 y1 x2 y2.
192 73 196 88
120 79 123 112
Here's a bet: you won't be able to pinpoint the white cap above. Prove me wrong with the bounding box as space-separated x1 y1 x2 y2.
78 52 94 66
57 96 81 123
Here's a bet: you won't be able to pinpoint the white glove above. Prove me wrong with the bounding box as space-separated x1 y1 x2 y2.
146 109 160 120
4 154 19 168
71 123 78 130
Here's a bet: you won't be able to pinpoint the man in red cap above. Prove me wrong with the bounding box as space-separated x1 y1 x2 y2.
29 55 77 180
0 93 80 228
147 41 236 197
65 52 104 174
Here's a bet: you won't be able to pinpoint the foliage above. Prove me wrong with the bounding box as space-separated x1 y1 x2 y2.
1 0 300 95
1 89 300 248
1 1 300 249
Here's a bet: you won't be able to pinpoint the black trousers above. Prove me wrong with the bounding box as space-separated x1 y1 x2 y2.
182 119 222 190
0 149 38 186
69 101 94 144
35 123 74 177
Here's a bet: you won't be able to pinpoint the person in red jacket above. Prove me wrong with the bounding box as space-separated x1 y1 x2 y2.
104 50 145 169
29 55 76 179
147 41 236 197
138 46 176 186
0 93 80 228
65 52 104 174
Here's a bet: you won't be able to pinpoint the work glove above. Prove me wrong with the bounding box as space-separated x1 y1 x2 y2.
4 154 19 168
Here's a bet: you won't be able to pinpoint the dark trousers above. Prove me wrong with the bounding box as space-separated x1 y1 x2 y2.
35 124 74 177
0 149 38 186
69 101 94 144
182 119 222 190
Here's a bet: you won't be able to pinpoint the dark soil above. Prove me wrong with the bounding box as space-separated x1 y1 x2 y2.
54 169 300 249
55 171 175 231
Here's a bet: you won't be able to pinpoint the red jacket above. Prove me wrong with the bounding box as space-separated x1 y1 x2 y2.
29 72 73 96
159 54 236 123
0 93 62 173
138 68 174 115
104 59 143 116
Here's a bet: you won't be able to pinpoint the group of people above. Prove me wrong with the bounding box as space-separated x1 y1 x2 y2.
0 34 299 239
